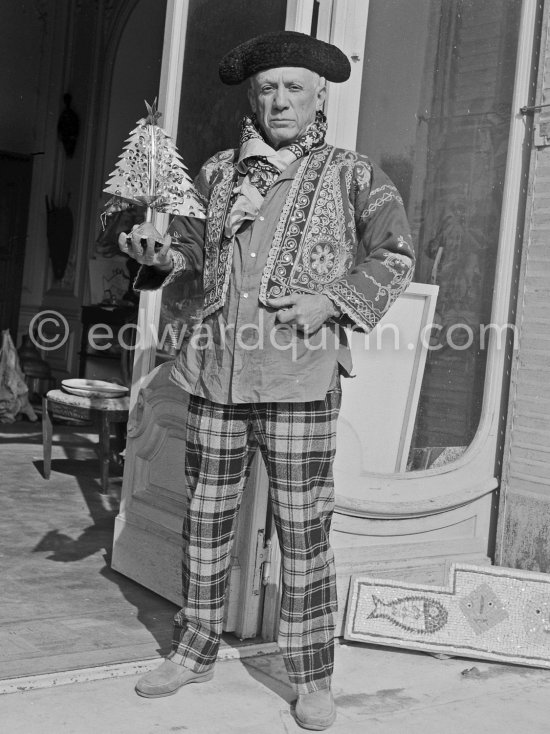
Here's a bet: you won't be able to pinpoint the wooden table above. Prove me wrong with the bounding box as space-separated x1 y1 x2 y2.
42 389 130 493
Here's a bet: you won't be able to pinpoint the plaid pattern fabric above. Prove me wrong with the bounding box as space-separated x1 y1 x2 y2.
168 386 341 694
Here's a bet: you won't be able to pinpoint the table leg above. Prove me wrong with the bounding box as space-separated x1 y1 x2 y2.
42 397 52 479
98 411 111 494
114 421 127 454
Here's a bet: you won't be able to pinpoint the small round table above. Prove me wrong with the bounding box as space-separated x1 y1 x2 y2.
42 389 130 493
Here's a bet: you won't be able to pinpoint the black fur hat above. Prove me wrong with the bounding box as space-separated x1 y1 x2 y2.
219 31 351 85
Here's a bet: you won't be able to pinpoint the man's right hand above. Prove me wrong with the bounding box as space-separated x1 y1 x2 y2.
118 222 173 272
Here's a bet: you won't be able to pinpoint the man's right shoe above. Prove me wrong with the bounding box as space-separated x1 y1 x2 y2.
135 659 214 698
295 687 337 730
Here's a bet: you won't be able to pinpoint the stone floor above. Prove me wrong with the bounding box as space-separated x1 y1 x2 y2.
2 640 550 733
2 418 550 733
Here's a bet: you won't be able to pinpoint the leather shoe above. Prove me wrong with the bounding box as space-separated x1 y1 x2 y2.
295 687 336 730
135 659 214 698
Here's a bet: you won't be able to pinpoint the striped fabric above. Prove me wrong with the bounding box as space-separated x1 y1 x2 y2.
168 386 341 694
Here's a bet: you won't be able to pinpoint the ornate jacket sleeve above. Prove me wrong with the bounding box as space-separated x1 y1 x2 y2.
132 159 213 291
325 160 415 332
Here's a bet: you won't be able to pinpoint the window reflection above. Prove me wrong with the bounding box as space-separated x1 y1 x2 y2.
155 0 288 365
356 0 522 471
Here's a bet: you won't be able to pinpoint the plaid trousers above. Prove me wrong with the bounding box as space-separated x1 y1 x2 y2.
168 386 341 694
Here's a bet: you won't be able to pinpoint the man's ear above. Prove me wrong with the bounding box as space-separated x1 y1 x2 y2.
316 79 327 111
247 84 257 114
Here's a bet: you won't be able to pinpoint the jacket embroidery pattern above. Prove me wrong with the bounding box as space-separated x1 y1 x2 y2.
193 145 415 330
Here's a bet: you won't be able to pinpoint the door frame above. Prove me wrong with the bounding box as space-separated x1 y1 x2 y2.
122 0 314 642
127 0 539 638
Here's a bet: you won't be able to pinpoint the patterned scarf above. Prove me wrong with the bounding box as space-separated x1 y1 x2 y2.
224 110 327 237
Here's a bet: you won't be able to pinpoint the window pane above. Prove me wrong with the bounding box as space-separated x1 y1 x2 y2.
356 0 523 470
155 0 288 364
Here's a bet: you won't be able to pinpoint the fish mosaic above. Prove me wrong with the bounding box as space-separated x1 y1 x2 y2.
459 583 508 635
367 594 448 634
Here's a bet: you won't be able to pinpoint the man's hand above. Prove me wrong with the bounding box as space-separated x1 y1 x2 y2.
266 293 340 333
118 222 173 272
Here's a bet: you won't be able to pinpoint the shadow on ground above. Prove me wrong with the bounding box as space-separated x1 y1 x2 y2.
0 420 178 678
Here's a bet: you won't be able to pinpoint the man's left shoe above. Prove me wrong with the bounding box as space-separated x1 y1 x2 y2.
295 688 336 730
135 659 214 698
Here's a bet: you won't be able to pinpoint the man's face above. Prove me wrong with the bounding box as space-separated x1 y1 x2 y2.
248 67 326 149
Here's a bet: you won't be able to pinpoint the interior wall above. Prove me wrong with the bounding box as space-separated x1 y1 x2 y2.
99 0 166 224
50 0 102 294
0 2 45 154
5 0 66 360
8 0 167 383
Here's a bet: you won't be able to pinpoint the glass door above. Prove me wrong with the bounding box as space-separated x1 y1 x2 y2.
154 0 289 368
329 0 539 520
117 0 290 643
357 0 523 469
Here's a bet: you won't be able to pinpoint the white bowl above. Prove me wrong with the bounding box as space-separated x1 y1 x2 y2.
61 378 129 399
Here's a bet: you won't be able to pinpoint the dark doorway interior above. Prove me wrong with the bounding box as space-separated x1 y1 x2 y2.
0 151 33 339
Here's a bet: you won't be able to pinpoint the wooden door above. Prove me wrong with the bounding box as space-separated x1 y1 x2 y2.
495 5 550 572
112 361 273 640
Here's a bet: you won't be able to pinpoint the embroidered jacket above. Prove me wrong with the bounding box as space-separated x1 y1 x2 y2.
167 143 415 332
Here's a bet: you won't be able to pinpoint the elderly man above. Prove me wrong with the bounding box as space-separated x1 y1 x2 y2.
122 31 414 731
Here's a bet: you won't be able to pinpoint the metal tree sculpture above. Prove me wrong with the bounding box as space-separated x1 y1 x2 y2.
102 100 205 224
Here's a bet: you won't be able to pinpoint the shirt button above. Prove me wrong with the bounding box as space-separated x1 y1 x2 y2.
259 216 265 221
250 252 256 258
242 292 249 298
